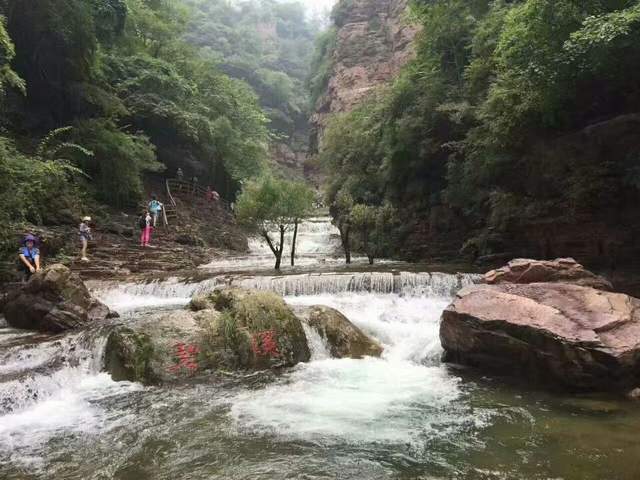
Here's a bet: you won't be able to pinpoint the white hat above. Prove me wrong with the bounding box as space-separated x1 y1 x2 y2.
82 216 92 222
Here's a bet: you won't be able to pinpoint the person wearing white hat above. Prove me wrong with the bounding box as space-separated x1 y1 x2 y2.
79 216 92 262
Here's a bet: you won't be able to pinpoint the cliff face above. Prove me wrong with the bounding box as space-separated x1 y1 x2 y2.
310 0 419 150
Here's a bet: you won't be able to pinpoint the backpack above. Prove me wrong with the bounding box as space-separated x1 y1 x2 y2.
138 216 147 229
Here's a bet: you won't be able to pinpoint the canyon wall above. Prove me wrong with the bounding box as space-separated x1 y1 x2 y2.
310 0 419 150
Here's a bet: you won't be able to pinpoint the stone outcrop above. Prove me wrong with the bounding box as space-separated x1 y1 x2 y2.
108 288 311 384
105 310 214 385
485 258 613 291
201 288 311 369
440 282 640 391
295 305 383 359
311 0 419 148
2 264 116 333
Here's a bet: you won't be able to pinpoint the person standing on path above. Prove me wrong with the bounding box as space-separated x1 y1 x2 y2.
79 216 92 262
176 168 184 192
18 234 41 282
139 210 153 247
191 175 199 196
148 195 163 227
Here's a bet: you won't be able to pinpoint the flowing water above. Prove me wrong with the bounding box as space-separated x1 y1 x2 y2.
2 217 640 479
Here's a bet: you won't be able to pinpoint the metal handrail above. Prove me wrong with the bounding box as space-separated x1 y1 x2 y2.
166 179 232 211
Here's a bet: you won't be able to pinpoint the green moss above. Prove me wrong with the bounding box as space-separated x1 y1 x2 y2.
105 327 155 384
201 288 310 369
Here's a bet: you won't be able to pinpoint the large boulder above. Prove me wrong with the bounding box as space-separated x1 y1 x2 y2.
485 258 613 290
2 264 116 333
200 288 311 369
107 288 311 385
295 305 383 359
440 282 640 391
105 309 215 384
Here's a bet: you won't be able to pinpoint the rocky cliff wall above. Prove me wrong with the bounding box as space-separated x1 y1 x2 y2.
310 0 419 150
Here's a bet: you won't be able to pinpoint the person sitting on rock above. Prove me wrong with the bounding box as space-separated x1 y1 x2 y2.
79 216 92 262
148 195 163 227
18 234 41 281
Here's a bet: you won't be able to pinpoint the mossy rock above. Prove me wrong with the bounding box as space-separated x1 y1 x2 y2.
296 305 383 359
198 288 310 369
105 327 156 384
105 310 218 385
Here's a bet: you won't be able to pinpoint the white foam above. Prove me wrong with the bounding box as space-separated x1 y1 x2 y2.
230 292 470 445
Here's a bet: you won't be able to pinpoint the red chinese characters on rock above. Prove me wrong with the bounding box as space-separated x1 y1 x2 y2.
167 342 200 375
251 330 281 358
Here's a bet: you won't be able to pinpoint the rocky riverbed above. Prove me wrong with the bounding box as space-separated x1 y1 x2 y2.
3 218 640 480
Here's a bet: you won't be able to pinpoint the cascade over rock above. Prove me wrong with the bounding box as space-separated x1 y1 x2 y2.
2 264 116 333
440 272 640 391
295 305 383 359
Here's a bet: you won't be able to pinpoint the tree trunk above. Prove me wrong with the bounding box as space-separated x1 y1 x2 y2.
274 225 285 270
291 219 299 267
339 223 351 264
262 230 281 270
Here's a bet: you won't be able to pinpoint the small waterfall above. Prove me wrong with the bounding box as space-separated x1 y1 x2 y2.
90 277 228 312
0 328 109 414
233 271 480 297
301 323 331 361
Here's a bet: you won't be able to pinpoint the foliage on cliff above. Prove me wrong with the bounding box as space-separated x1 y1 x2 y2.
0 0 270 255
318 0 640 261
182 0 321 147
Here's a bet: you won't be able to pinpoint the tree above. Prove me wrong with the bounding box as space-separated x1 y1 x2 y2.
329 190 354 264
350 203 397 265
235 176 313 270
284 181 314 266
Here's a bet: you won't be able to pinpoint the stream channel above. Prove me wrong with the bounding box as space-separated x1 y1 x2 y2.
1 216 640 479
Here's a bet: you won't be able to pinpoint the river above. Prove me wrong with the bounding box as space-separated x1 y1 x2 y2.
1 217 640 479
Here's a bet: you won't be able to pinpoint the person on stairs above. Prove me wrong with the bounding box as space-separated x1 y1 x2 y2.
79 216 92 262
139 210 153 247
18 234 41 282
148 195 164 227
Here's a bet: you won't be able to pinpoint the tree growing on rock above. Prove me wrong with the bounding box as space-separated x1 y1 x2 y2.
236 175 313 270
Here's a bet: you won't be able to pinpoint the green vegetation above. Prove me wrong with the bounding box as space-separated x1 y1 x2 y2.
0 0 272 257
235 175 314 269
182 0 321 161
201 288 310 369
317 0 640 261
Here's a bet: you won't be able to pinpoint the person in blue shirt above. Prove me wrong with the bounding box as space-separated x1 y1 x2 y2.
148 195 164 227
18 234 41 281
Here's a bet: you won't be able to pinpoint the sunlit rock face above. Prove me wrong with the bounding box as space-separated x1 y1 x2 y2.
310 0 419 149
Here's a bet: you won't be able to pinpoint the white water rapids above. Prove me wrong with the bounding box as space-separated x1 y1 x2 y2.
3 215 640 479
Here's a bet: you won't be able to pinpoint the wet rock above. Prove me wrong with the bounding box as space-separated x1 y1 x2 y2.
107 289 311 385
295 305 383 359
189 293 216 312
105 327 156 383
197 288 310 369
440 283 640 391
105 310 210 384
485 258 612 290
175 233 206 247
2 264 116 333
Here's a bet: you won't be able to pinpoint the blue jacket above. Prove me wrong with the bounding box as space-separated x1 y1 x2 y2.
19 246 40 264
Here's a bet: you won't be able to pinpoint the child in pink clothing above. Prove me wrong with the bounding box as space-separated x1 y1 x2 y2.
138 210 153 247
